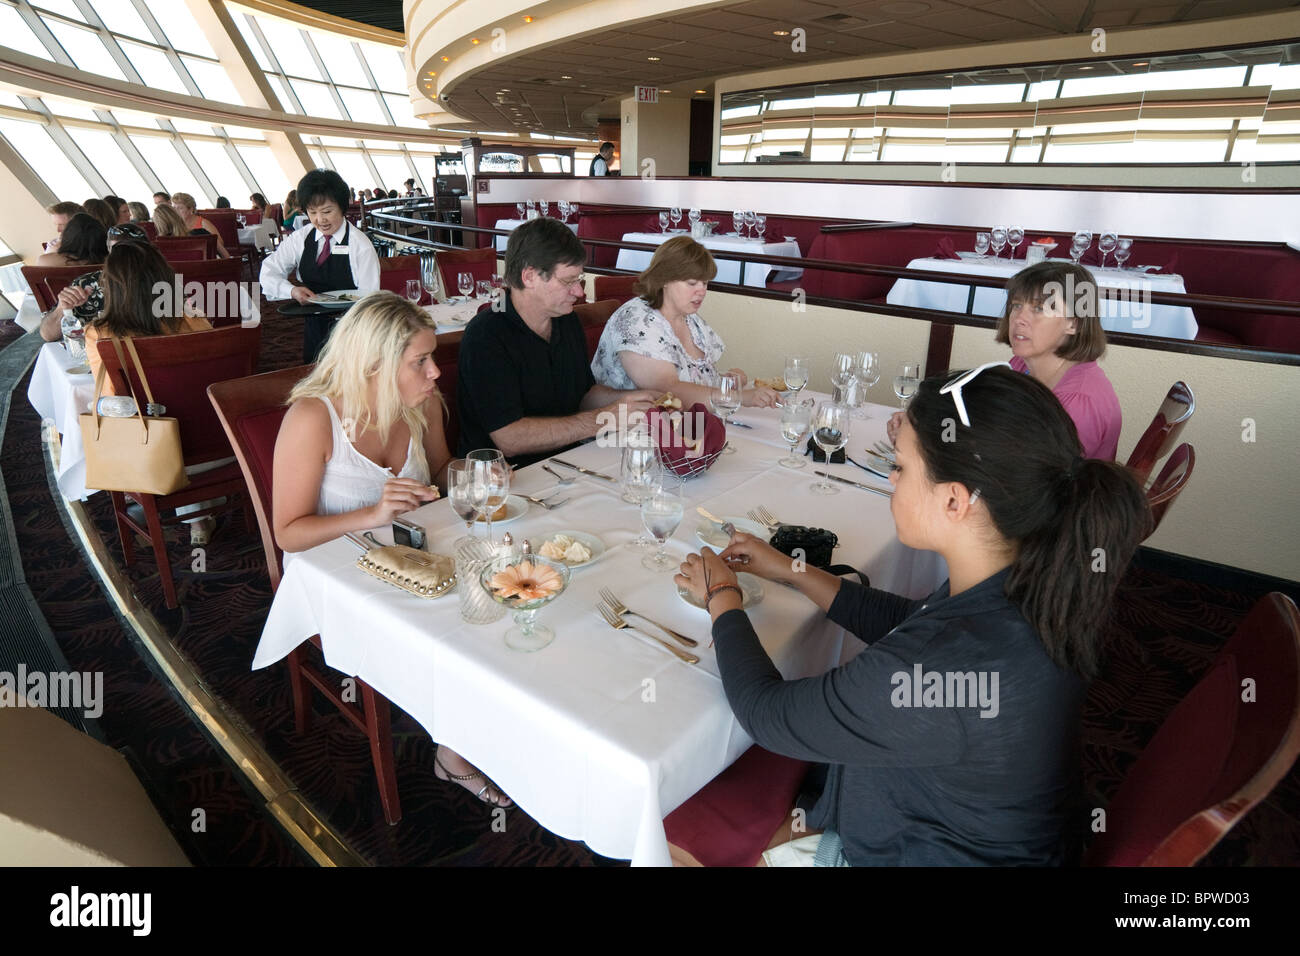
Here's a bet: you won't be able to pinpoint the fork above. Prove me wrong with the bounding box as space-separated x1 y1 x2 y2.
542 463 575 485
597 603 699 664
753 505 784 529
599 587 697 648
872 441 896 461
518 493 569 510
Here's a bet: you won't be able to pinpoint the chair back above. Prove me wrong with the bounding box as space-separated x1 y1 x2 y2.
1085 592 1300 866
436 246 496 292
23 264 102 312
172 258 247 327
97 324 261 467
593 274 638 305
1144 442 1195 539
207 364 312 592
267 204 283 231
379 254 421 297
155 235 216 262
202 212 241 250
138 221 158 240
242 209 262 225
1126 381 1195 484
573 298 619 361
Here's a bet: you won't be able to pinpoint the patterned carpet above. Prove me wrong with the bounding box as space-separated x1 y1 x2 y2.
2 310 1296 866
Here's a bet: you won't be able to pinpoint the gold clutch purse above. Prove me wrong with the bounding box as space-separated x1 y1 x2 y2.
356 545 456 598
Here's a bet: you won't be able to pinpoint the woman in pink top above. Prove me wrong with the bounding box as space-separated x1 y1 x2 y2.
996 261 1122 460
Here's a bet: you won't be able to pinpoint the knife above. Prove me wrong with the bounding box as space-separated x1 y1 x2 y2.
726 420 754 429
551 458 616 482
814 470 893 498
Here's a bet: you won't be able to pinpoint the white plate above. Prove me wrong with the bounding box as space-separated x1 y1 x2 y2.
955 251 982 259
474 494 529 525
313 289 365 309
536 530 605 568
64 364 91 376
678 572 764 610
694 516 770 550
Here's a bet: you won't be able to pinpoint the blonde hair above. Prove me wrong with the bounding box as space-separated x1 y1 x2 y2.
152 203 187 237
170 192 197 215
288 292 442 478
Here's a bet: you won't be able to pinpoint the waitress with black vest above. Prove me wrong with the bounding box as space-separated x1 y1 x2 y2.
260 168 380 363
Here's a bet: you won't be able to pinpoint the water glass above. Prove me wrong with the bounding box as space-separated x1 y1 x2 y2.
990 225 1008 258
516 202 526 220
783 355 809 394
476 279 493 300
467 448 508 544
810 402 850 495
670 206 682 231
658 211 669 233
405 279 422 304
456 537 507 624
1099 230 1119 269
61 313 86 365
640 473 684 571
1114 237 1133 270
458 271 474 300
779 396 814 468
688 208 701 230
448 459 485 547
1007 225 1025 259
754 214 767 240
974 232 990 257
731 209 744 235
893 362 920 409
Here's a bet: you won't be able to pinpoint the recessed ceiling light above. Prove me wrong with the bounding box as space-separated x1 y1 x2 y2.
441 56 450 62
647 56 661 62
523 15 533 22
1079 65 1093 70
661 89 672 94
561 75 572 79
1132 61 1149 67
470 38 480 45
773 30 790 36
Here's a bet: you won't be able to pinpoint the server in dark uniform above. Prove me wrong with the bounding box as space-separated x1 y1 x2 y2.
260 168 380 362
589 142 616 177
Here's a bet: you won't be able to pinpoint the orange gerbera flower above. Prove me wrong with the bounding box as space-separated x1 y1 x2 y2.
489 561 563 601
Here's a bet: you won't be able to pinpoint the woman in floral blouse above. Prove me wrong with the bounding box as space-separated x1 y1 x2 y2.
591 236 779 408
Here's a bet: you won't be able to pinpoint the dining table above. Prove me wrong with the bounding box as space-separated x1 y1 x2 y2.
254 395 947 866
615 232 803 289
494 217 578 252
886 255 1199 340
27 340 97 500
237 220 277 252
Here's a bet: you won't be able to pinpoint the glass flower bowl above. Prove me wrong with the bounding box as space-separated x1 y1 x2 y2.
479 554 572 651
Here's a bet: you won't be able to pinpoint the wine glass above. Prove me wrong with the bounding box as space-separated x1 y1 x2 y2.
525 200 537 218
853 350 880 419
557 200 571 222
569 202 579 219
743 210 757 239
476 280 493 301
467 448 509 544
236 214 246 228
688 208 701 232
1114 237 1133 270
1099 230 1119 269
658 211 669 234
974 232 990 258
622 438 660 550
539 200 550 218
640 472 684 571
458 272 474 301
754 214 767 241
405 279 422 304
893 362 921 409
481 553 571 652
731 210 744 236
810 402 850 495
831 351 856 401
711 372 742 453
61 313 87 365
989 225 1008 259
783 355 809 395
779 396 814 468
420 253 441 302
670 206 682 231
447 459 485 547
1070 231 1091 264
1007 225 1025 260
515 202 526 220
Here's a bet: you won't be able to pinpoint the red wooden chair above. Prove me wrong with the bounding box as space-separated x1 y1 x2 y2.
574 298 619 361
436 246 496 293
155 235 216 262
22 264 102 312
171 258 247 327
593 274 638 305
1085 592 1300 866
1144 442 1195 540
207 365 404 825
138 221 158 240
1126 382 1194 485
379 254 422 300
97 325 261 609
266 204 283 234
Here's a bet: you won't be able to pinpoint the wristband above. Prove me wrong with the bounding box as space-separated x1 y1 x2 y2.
705 582 743 610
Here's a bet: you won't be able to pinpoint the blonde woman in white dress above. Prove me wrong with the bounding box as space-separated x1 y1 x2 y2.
273 291 511 807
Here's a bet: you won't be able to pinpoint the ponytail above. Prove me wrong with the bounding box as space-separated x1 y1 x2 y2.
907 367 1149 680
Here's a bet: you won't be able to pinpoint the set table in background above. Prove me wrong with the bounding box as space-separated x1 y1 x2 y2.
616 232 803 289
237 220 278 251
886 255 1199 340
494 218 578 252
255 396 947 865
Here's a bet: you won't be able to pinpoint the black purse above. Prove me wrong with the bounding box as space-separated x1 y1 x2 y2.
805 436 846 464
768 525 868 586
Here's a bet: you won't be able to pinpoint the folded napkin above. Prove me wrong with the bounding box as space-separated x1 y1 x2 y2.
933 237 960 260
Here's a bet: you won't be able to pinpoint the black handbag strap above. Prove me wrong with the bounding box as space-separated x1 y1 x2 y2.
825 564 869 588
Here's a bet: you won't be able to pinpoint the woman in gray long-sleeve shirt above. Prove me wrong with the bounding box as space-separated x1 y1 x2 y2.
676 363 1150 866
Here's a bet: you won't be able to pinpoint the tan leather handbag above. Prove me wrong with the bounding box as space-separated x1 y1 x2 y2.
357 544 456 598
78 336 189 496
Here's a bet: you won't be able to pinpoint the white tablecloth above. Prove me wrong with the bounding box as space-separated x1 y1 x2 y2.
616 233 803 289
423 300 482 333
238 221 277 251
886 256 1199 340
255 397 947 865
27 342 96 499
494 218 577 252
15 292 44 333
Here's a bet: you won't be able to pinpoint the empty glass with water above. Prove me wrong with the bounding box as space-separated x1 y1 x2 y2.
974 232 990 258
779 396 814 468
893 362 921 409
1114 237 1133 270
1099 230 1119 268
640 473 684 571
783 355 809 394
670 206 682 231
990 226 1008 258
458 272 474 300
658 211 670 234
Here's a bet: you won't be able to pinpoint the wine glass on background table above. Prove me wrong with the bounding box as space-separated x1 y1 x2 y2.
743 210 757 239
688 208 701 232
448 459 486 547
783 355 809 395
1099 230 1118 269
974 232 990 258
640 472 684 572
1114 237 1133 270
853 351 880 419
731 210 744 236
405 279 422 305
658 211 670 234
420 253 441 302
1007 225 1025 260
670 206 682 231
831 351 855 402
458 272 474 302
779 396 814 468
516 202 526 220
810 402 850 495
526 200 537 218
476 279 493 301
990 225 1008 259
755 214 767 241
557 200 571 223
468 448 509 545
1070 232 1090 264
894 362 920 409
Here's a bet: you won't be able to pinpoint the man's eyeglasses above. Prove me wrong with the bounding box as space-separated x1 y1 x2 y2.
938 361 1010 428
551 272 586 290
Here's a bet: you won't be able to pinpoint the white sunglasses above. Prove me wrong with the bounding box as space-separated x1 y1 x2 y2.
938 361 1011 428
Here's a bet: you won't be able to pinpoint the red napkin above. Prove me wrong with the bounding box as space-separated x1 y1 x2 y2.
934 237 960 260
648 402 727 477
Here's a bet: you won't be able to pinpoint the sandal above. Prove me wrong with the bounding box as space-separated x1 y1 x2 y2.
434 747 512 808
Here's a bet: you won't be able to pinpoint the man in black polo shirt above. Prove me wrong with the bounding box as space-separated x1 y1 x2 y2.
456 217 656 466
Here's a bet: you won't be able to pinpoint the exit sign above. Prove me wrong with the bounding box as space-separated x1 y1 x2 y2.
636 85 658 103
